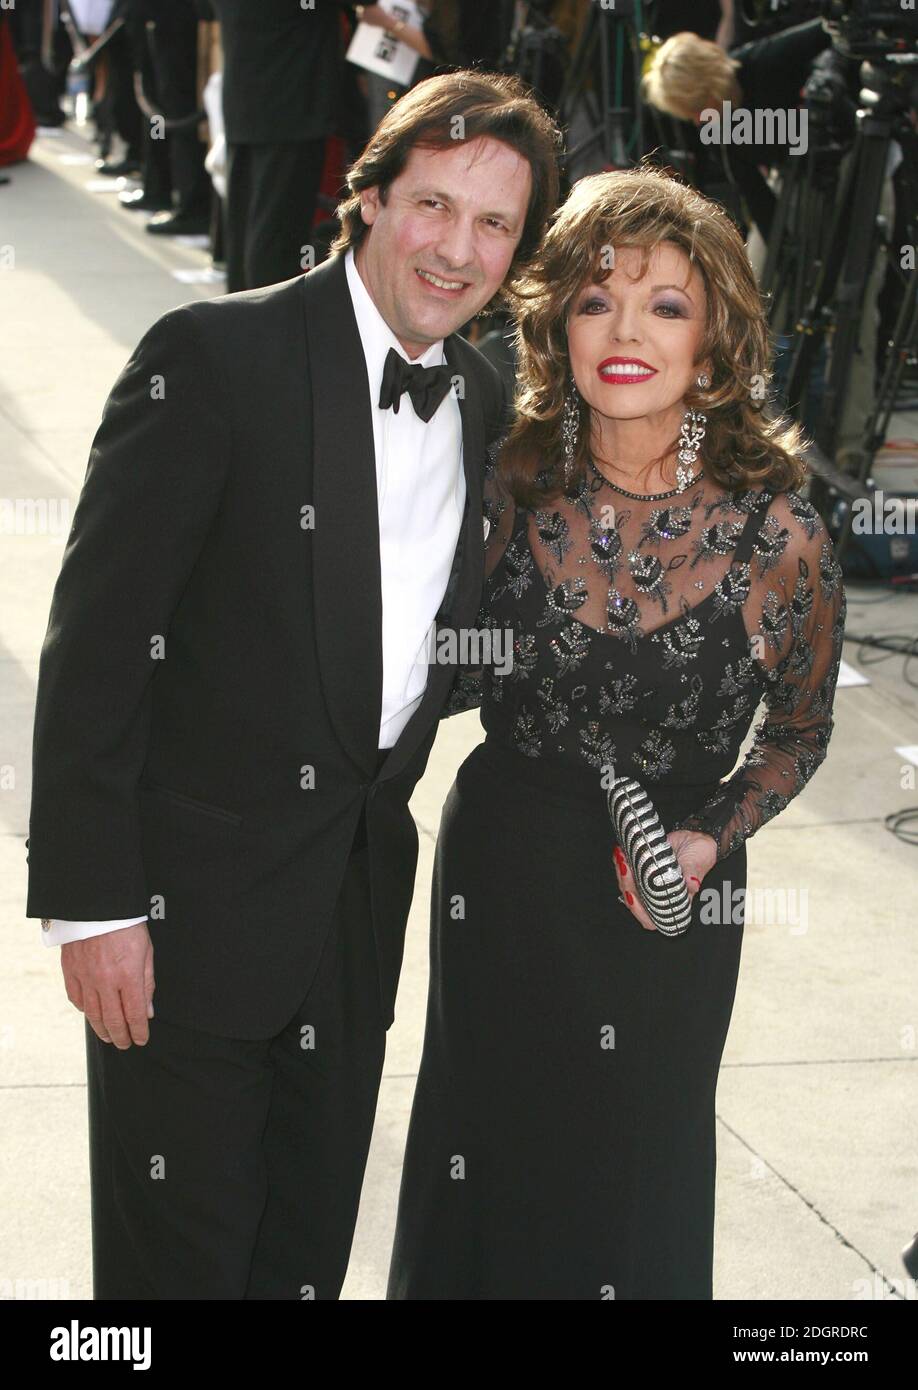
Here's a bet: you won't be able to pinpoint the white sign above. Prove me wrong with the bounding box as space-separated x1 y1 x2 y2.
836 660 870 688
346 4 423 86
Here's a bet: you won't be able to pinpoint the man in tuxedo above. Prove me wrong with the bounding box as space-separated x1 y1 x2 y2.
27 70 560 1299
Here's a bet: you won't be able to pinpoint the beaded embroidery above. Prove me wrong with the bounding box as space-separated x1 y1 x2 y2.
443 453 846 864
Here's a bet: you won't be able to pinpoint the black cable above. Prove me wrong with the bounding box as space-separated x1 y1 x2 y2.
843 630 918 689
844 587 900 605
840 632 918 845
884 807 918 847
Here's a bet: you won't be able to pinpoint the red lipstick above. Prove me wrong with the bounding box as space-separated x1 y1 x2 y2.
597 356 658 385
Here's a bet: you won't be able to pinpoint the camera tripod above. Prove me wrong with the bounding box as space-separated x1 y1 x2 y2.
783 54 918 466
556 0 651 179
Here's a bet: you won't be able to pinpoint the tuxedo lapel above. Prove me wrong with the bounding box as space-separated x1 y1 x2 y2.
302 256 488 786
439 333 486 636
377 332 486 785
302 256 383 780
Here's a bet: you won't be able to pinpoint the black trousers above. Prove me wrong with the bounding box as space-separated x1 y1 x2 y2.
85 789 388 1299
146 6 210 218
97 23 142 162
224 139 327 293
136 26 172 204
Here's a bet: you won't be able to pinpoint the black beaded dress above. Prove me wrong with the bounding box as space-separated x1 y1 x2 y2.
386 448 847 1301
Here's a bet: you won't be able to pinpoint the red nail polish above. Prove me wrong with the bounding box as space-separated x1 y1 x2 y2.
625 891 634 906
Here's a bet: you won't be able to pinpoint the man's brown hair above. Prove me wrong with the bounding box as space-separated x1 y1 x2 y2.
330 69 563 294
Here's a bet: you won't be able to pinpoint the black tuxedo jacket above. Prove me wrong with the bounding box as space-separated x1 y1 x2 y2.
26 253 507 1037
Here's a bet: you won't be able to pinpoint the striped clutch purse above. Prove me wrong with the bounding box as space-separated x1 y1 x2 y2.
607 774 692 937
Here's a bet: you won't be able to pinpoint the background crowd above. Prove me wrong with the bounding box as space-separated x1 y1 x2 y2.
2 1 915 500
3 2 792 281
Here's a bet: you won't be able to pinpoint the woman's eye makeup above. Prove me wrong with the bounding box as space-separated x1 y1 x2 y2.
575 295 689 317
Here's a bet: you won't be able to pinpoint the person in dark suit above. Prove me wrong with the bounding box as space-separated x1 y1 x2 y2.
26 69 561 1299
140 0 213 235
211 0 348 291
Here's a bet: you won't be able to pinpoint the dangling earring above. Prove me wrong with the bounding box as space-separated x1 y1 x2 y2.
675 373 710 491
561 375 580 488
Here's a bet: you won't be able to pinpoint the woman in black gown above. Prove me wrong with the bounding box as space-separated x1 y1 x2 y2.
387 166 847 1300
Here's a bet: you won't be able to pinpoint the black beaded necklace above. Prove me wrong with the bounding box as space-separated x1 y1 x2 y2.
587 454 704 501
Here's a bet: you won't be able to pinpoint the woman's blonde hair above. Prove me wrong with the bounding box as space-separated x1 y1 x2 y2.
641 32 741 122
499 163 808 507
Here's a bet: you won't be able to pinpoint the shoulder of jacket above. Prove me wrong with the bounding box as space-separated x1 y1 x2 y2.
448 332 503 402
143 277 308 362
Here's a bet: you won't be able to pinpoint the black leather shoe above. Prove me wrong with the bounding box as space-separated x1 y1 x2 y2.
94 155 143 178
144 211 210 237
119 188 172 212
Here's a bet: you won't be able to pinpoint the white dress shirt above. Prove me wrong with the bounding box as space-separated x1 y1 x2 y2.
42 247 465 947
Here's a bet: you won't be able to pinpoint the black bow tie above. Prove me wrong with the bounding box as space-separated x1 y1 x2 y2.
378 346 454 423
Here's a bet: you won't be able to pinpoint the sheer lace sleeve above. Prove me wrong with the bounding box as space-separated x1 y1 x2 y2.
671 490 847 862
440 441 516 718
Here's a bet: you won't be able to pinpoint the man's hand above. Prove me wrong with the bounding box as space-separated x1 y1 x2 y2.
61 922 155 1048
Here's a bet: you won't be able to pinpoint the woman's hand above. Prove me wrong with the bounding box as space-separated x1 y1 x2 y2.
613 830 718 931
354 3 433 58
356 4 396 27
